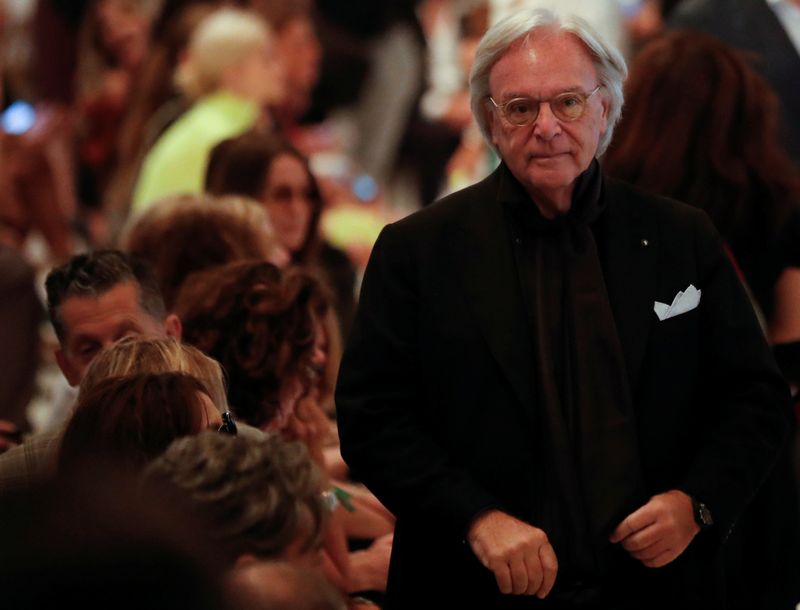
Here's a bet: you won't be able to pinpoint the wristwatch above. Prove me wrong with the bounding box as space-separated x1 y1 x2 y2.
691 496 714 529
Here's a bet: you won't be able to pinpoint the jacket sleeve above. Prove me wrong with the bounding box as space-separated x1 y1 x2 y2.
678 210 791 542
335 222 499 539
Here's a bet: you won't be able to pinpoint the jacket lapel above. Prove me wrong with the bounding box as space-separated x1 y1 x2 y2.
446 168 535 412
599 179 659 395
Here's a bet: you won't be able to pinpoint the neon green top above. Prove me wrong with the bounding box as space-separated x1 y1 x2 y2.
131 90 259 214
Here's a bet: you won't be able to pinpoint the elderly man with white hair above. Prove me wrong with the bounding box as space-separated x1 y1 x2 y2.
336 8 790 608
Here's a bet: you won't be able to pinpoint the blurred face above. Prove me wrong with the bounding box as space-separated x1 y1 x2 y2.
261 153 315 255
55 281 180 386
232 39 286 105
95 0 153 69
277 18 322 107
487 30 609 217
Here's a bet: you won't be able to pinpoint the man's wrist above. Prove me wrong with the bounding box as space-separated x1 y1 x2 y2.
690 495 714 530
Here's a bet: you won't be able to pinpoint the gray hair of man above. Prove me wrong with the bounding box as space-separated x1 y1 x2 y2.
469 8 627 156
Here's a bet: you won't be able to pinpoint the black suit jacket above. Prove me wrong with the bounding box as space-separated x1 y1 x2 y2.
668 0 800 163
336 166 790 608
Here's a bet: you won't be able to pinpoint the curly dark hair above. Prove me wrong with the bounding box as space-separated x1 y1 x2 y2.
174 260 329 428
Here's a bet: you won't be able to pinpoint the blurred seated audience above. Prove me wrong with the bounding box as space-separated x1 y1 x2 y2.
121 192 288 309
59 371 227 473
131 7 284 213
0 250 181 493
0 464 226 610
0 106 78 261
145 431 364 601
105 3 217 234
0 335 235 494
252 0 322 140
205 131 357 338
73 0 161 227
175 260 394 595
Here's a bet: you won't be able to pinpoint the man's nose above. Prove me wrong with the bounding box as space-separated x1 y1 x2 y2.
532 102 561 140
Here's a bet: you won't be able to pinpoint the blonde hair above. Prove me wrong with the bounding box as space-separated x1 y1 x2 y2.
80 337 228 412
175 7 272 98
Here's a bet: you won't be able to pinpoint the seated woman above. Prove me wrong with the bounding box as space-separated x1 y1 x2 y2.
174 260 393 594
121 192 288 309
204 131 357 339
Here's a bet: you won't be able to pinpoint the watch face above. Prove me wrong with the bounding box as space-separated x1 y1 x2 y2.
697 502 713 527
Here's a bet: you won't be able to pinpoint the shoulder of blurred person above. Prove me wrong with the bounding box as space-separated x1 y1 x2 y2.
226 560 347 610
0 460 228 610
0 426 64 497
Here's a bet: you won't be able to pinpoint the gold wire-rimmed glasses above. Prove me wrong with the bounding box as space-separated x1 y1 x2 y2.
488 85 602 125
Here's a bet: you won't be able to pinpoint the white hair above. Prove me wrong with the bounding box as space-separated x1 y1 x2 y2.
175 7 272 99
469 8 627 155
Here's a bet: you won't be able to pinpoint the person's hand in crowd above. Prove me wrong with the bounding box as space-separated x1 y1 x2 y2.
0 419 21 454
610 489 699 568
347 533 393 593
467 509 558 598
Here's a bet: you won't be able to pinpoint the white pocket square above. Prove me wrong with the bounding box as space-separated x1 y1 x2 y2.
654 284 701 321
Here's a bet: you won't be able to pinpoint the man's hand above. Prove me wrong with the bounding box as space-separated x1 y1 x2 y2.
609 490 700 568
467 509 558 597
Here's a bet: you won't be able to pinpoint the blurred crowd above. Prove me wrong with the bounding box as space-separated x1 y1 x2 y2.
1 0 799 608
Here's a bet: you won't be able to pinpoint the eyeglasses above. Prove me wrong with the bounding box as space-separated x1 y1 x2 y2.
488 86 602 126
218 411 238 436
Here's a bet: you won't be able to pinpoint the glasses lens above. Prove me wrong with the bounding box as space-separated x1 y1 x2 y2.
504 98 538 125
219 412 238 436
552 93 586 121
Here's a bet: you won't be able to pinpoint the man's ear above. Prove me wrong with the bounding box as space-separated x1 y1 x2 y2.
164 313 182 339
598 94 610 135
55 348 81 387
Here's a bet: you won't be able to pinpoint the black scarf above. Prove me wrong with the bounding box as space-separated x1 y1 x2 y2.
502 160 644 585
